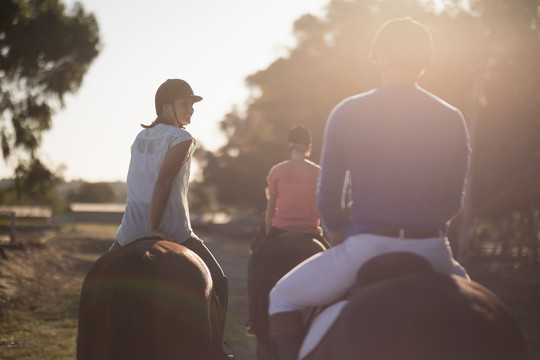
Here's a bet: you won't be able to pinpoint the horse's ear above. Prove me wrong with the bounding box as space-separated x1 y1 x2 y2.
356 252 433 285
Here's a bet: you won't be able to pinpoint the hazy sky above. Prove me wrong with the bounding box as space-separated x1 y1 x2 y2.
1 0 330 182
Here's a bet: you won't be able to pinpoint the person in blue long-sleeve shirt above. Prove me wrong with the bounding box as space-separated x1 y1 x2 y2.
267 17 471 360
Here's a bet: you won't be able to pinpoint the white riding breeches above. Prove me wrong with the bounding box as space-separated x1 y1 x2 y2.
268 233 469 315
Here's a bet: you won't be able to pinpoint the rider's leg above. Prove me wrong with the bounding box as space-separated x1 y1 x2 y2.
269 233 469 317
182 237 229 340
269 242 361 316
267 241 361 360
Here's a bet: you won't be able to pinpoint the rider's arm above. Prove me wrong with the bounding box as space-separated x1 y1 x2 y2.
265 184 277 235
318 104 348 237
148 140 192 240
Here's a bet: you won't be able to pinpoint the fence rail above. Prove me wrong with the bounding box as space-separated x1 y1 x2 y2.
0 206 53 245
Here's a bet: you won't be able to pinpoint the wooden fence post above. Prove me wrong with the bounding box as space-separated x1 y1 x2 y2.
9 211 16 245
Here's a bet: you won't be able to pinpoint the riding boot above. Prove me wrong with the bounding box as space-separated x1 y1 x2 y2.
181 238 231 357
269 311 303 360
214 278 229 340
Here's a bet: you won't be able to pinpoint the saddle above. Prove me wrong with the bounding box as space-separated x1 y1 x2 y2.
298 252 433 359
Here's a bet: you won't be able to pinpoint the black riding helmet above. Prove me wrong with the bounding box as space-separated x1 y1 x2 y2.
155 79 203 116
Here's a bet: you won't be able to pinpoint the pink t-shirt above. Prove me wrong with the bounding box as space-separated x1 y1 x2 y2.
267 160 322 235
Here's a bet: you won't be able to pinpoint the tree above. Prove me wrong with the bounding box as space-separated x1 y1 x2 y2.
464 0 540 217
13 158 65 212
0 0 100 186
202 0 469 212
201 0 540 231
200 0 540 264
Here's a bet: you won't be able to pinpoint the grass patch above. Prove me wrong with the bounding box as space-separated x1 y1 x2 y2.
0 285 80 360
0 223 259 359
0 226 95 360
0 313 77 360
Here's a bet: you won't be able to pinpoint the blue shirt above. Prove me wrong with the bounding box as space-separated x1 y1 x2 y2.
318 84 471 238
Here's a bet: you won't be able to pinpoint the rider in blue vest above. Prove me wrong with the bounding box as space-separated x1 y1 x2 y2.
268 17 471 360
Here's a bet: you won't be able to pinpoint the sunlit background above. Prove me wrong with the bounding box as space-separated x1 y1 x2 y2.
0 0 332 182
1 2 540 358
2 0 540 220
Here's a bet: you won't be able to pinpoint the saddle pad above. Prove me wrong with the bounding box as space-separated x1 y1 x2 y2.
299 300 348 359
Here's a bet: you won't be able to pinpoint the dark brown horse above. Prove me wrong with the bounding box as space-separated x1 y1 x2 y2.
248 232 327 360
76 238 221 360
299 252 527 360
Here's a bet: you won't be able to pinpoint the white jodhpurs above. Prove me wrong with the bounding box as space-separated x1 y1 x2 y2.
268 233 468 315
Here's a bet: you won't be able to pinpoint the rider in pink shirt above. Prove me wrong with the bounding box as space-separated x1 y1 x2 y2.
265 126 324 242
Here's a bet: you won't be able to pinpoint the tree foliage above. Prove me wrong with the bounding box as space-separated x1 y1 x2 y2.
464 0 540 216
0 0 100 180
201 0 540 221
7 158 65 212
67 181 116 203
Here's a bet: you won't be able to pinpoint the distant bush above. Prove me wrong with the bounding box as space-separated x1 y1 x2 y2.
67 182 117 203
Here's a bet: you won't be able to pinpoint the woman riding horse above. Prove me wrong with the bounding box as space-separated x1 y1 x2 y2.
111 79 230 357
264 126 326 245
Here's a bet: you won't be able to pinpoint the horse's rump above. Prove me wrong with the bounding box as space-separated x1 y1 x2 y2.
76 238 217 360
301 252 527 360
